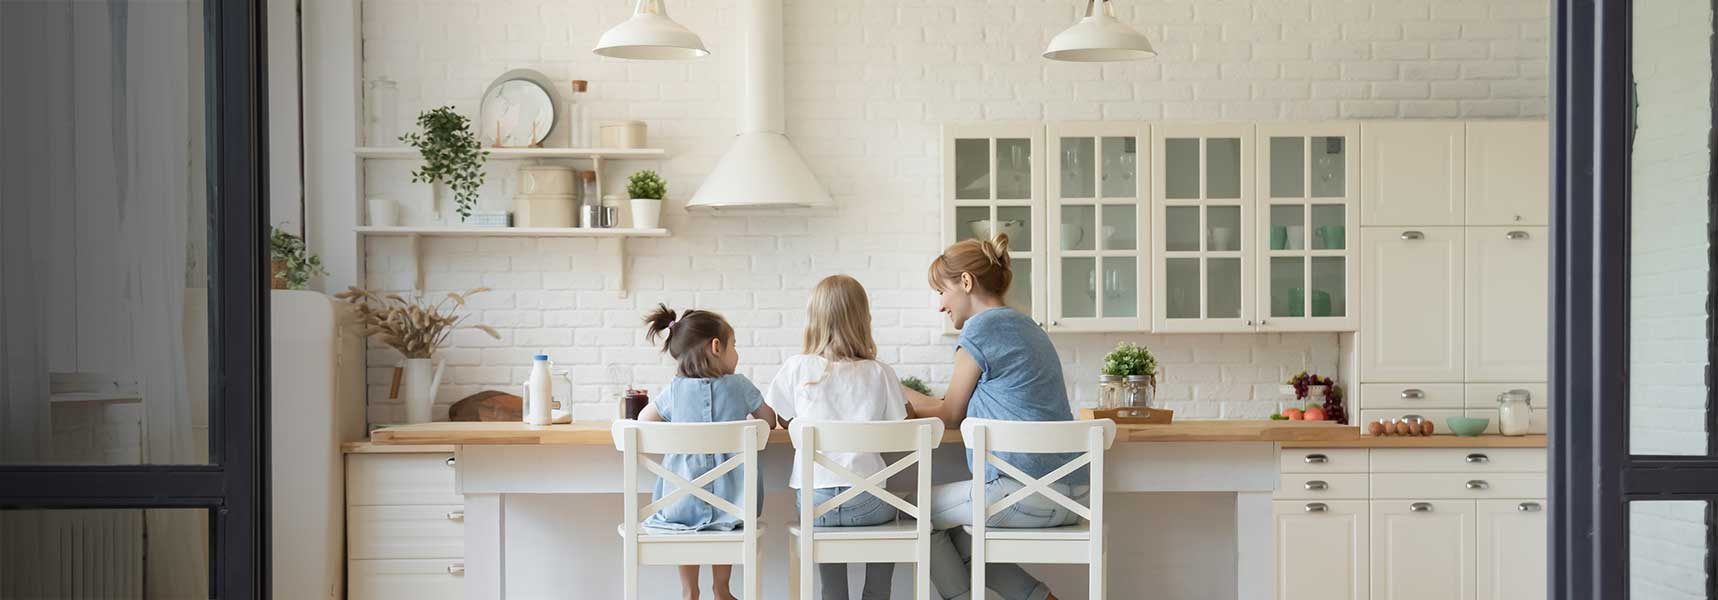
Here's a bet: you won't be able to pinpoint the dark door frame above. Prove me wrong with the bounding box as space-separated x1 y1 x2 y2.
0 0 270 597
1552 0 1718 597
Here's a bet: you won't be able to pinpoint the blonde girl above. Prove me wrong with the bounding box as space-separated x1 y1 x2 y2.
765 275 909 600
636 304 776 600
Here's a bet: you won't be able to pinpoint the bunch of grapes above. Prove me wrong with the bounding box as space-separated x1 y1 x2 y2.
1286 371 1348 425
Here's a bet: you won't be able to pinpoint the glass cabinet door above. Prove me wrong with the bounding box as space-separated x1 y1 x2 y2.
1048 123 1149 331
1256 124 1360 331
1153 124 1255 332
944 124 1045 327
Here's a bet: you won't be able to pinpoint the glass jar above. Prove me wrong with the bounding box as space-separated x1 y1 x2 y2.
365 76 399 146
1124 375 1155 408
1497 389 1533 436
1098 375 1125 410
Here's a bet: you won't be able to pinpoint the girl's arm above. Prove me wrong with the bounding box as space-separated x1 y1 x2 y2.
906 348 981 428
637 404 665 422
750 402 778 428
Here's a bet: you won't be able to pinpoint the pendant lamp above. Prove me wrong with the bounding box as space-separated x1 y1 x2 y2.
1043 0 1156 62
593 0 710 60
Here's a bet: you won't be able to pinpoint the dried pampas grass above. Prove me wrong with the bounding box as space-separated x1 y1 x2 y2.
334 286 500 359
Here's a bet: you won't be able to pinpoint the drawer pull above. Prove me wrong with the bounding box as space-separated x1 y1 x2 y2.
1305 503 1329 513
1400 230 1425 240
448 562 465 576
445 457 457 468
446 510 465 522
1303 454 1329 464
1400 388 1425 400
1410 502 1433 512
1466 480 1490 490
1506 230 1531 240
1465 453 1489 464
1518 502 1542 512
1303 480 1329 491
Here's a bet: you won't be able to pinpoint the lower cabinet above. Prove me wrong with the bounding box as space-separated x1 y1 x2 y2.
1273 500 1369 600
1477 499 1547 600
1371 499 1475 600
346 451 464 600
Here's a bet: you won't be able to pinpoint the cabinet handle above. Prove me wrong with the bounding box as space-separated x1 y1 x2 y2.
1260 319 1269 325
1465 453 1490 464
1303 454 1329 464
1402 414 1423 421
448 562 465 576
1246 320 1254 326
1052 320 1060 327
1466 480 1490 490
1303 480 1329 491
1410 502 1434 512
446 510 465 522
1506 230 1531 240
1400 231 1424 240
1304 502 1329 513
1518 502 1542 512
1400 388 1425 400
445 457 457 468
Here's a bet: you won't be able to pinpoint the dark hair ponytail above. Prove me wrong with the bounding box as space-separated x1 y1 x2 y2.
642 303 736 379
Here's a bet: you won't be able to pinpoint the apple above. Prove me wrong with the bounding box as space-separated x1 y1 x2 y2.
1303 406 1328 421
1283 407 1304 420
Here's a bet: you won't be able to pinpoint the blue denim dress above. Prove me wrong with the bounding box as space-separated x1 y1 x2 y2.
956 307 1086 486
642 374 766 532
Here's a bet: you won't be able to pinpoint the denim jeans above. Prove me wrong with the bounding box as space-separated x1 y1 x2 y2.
926 477 1089 600
796 486 900 600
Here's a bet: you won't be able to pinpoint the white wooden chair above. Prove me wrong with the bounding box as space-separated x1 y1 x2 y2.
959 418 1118 600
786 417 945 600
611 419 770 600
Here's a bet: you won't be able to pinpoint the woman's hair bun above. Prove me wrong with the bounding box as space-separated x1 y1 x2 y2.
981 234 1011 267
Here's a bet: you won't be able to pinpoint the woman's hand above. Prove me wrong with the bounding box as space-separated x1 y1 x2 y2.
906 349 981 428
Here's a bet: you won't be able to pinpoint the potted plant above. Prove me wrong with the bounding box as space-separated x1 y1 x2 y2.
900 376 932 396
1101 342 1158 408
626 169 666 229
400 106 488 221
269 225 328 290
335 286 500 423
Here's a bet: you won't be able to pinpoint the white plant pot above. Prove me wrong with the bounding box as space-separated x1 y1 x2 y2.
367 197 398 227
630 198 662 229
401 357 444 424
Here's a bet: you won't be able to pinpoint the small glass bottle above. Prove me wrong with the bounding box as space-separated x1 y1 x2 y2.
1497 389 1533 436
564 80 588 148
1098 375 1124 410
578 171 599 228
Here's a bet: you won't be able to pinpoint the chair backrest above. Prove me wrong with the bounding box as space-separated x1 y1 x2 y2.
610 419 769 534
787 418 943 525
960 418 1116 530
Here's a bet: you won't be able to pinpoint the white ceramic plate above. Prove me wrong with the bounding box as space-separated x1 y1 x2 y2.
479 77 554 148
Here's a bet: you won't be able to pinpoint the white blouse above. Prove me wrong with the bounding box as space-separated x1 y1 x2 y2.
765 354 909 490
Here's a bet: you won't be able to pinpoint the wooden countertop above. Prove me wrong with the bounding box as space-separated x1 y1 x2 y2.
1281 434 1547 448
368 420 1357 446
343 441 457 454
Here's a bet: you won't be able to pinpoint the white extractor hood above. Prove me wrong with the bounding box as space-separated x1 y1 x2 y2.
686 0 833 209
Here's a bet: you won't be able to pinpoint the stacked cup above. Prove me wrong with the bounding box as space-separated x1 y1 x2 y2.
512 166 578 228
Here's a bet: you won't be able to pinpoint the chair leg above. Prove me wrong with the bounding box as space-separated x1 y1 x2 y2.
916 557 931 600
622 541 638 600
747 542 762 600
787 537 801 600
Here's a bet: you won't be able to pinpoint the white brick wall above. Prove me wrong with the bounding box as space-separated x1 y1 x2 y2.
1628 2 1712 598
355 0 1550 423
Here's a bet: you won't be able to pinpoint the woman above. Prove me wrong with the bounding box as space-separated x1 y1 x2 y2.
906 234 1084 600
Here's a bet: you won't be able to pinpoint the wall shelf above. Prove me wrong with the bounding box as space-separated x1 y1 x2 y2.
356 226 670 298
354 147 668 160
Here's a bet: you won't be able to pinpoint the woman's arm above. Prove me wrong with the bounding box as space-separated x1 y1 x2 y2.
905 348 981 428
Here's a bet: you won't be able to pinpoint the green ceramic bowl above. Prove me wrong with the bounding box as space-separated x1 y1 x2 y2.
1445 416 1490 437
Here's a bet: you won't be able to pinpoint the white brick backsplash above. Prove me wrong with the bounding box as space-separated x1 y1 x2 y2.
357 0 1549 421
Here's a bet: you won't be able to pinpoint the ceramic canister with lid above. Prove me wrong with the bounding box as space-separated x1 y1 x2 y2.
513 166 577 227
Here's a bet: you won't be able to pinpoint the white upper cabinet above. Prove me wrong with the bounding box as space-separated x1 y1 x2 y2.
1361 122 1466 226
1047 122 1151 332
1371 499 1476 600
943 123 1046 326
1360 227 1465 382
1476 499 1547 600
1153 123 1256 332
1274 500 1369 600
1465 227 1549 381
1465 122 1549 226
1256 123 1360 332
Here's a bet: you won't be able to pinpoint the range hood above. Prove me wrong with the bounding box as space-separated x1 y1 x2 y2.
686 0 832 209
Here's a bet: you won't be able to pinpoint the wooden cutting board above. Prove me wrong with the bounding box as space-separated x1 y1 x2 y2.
1079 406 1174 424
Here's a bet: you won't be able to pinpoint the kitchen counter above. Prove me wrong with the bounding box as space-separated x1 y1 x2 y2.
1281 433 1547 448
368 419 1355 446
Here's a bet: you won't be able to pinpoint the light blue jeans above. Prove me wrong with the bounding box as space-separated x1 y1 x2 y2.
927 477 1089 600
796 486 900 600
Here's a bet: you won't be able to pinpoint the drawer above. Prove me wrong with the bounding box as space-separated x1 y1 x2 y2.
1358 383 1464 410
1275 473 1370 500
1370 448 1547 472
348 559 464 600
1465 408 1549 435
1464 382 1550 410
1371 473 1547 499
347 453 461 506
1279 448 1369 473
348 505 465 560
1357 409 1464 435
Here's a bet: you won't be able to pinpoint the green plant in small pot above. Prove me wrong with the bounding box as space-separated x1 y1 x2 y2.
269 225 328 290
400 106 488 221
1101 341 1158 409
900 376 932 396
626 170 666 230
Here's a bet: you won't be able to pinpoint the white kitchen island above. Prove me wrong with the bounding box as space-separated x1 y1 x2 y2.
371 421 1358 600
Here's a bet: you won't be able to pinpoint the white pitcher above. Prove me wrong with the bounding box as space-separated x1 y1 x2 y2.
401 357 446 424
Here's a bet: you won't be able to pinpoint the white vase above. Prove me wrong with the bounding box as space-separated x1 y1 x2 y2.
401 358 445 424
631 198 662 229
367 197 398 227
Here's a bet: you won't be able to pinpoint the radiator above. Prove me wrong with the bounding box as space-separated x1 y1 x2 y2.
1 509 144 599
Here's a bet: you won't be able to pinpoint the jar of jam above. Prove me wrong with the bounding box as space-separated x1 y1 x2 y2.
623 387 649 420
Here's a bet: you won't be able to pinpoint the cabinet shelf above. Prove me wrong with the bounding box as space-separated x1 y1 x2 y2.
354 147 667 160
356 226 669 299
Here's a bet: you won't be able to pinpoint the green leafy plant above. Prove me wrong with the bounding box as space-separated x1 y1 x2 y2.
269 225 327 290
1100 341 1157 378
626 170 667 200
901 376 932 395
400 107 488 219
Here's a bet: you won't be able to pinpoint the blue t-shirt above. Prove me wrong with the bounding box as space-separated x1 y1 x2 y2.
644 374 765 531
957 307 1086 485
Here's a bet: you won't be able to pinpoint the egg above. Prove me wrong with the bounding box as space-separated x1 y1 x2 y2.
1395 421 1412 436
1369 421 1385 436
1421 421 1435 436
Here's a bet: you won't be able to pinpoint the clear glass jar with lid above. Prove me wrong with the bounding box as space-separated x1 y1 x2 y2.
1497 389 1533 436
1124 375 1155 409
1099 375 1125 409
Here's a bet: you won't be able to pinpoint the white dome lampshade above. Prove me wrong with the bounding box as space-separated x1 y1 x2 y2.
1043 0 1156 62
593 0 710 60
